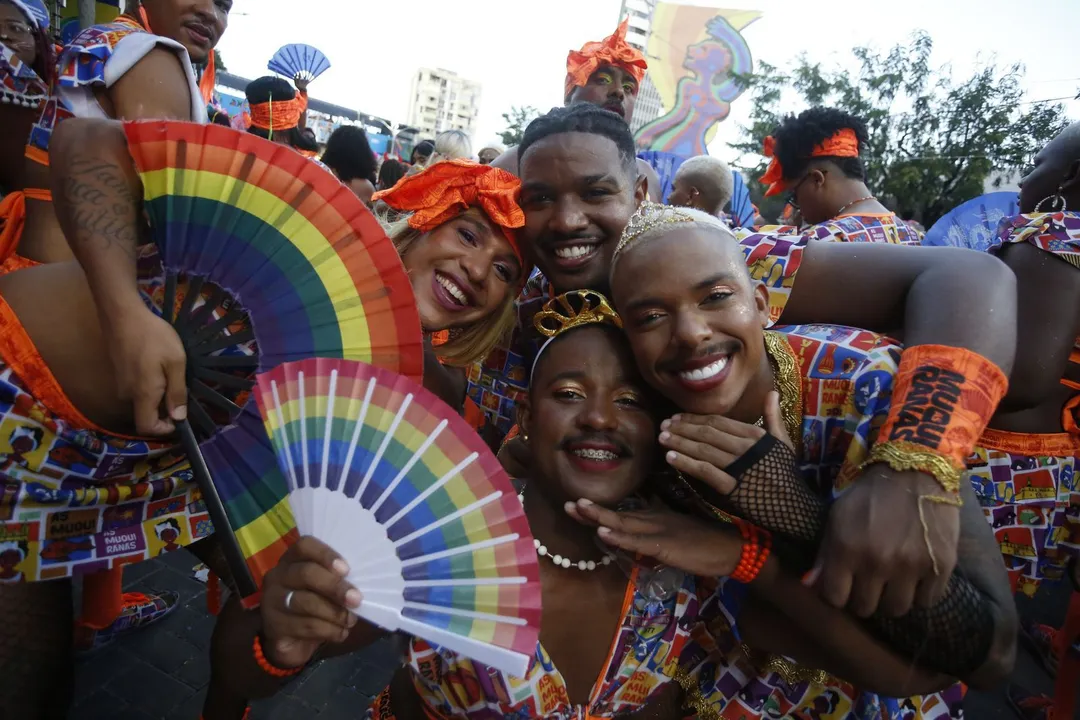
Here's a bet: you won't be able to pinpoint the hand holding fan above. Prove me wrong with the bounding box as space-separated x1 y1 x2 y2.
255 358 541 677
123 120 424 600
268 43 331 83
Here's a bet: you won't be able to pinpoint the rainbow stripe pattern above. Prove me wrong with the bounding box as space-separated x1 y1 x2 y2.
255 358 541 677
123 121 424 587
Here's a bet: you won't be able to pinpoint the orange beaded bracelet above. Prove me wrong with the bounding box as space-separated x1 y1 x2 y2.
253 634 304 678
731 519 771 584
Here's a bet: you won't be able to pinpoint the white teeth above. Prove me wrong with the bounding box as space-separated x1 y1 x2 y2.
679 356 729 382
436 274 468 305
572 448 618 461
554 245 596 259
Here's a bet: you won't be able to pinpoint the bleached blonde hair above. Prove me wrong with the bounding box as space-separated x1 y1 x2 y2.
673 155 735 215
429 129 473 164
376 204 516 367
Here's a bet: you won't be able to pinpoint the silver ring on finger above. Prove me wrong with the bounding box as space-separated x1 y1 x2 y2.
284 590 295 612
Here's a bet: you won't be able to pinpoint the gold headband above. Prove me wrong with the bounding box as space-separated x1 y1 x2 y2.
534 290 622 339
614 201 697 260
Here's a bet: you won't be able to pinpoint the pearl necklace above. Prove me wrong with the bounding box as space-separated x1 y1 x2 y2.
518 491 615 571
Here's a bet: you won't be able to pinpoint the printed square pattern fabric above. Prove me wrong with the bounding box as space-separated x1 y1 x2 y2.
0 244 259 582
368 566 701 719
25 16 144 156
680 325 965 719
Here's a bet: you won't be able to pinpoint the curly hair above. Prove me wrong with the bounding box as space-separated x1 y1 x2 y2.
769 107 869 182
321 125 377 184
519 104 637 178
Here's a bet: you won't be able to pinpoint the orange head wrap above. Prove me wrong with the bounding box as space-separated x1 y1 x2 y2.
564 19 648 102
248 93 305 132
371 159 525 262
760 128 861 197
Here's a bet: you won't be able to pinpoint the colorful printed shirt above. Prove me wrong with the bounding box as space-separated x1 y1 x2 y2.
27 15 203 157
737 213 922 247
370 566 702 719
678 326 964 719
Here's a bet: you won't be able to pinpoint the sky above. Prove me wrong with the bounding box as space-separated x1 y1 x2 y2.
217 0 1080 163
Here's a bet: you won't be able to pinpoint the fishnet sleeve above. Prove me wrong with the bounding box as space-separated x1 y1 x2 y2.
702 433 996 677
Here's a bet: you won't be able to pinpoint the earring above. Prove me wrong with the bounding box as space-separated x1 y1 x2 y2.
1034 188 1068 213
521 433 529 443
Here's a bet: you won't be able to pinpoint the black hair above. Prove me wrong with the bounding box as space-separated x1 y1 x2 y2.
208 108 232 127
410 139 434 165
378 158 407 190
247 125 314 150
244 75 295 105
518 104 637 178
769 106 869 182
321 125 377 184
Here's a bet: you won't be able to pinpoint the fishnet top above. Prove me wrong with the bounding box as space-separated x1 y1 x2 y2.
660 433 994 678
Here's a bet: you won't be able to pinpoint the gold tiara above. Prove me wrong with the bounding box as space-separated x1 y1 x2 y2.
534 290 622 338
614 201 696 259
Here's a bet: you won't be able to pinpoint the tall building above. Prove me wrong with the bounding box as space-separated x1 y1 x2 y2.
619 0 665 134
406 68 482 140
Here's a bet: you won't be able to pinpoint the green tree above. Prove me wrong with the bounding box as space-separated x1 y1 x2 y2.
213 50 227 73
499 106 540 147
731 32 1069 226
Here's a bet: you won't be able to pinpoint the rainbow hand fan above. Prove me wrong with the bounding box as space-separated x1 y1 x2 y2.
123 121 424 599
255 358 541 677
268 43 331 83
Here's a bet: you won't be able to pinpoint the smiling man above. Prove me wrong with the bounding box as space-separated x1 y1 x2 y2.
606 203 1018 717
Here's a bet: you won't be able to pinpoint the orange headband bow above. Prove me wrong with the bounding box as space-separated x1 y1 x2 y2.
760 128 860 197
247 90 307 132
564 18 648 102
371 159 525 261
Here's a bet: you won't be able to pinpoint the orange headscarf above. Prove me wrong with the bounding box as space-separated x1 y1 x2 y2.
760 128 860 197
248 95 305 132
564 19 648 102
372 160 525 261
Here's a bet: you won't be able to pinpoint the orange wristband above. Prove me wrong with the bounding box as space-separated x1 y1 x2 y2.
731 519 771 584
253 634 304 678
867 344 1007 493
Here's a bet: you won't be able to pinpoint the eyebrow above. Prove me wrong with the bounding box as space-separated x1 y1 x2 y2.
622 273 740 313
583 174 620 186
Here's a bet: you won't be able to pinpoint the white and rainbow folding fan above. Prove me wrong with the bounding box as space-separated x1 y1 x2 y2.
254 358 541 677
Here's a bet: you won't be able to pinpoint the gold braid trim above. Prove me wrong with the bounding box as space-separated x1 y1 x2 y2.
861 440 963 495
742 644 833 686
763 330 803 455
674 667 722 720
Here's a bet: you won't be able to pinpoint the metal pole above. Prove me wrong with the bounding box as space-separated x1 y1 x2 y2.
77 0 95 30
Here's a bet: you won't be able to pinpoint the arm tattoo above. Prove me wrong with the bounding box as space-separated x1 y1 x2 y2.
59 153 141 260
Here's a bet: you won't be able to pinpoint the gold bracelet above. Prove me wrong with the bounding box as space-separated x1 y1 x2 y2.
861 440 963 495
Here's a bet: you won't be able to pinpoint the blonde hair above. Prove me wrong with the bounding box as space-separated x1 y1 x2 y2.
430 129 473 164
377 205 516 367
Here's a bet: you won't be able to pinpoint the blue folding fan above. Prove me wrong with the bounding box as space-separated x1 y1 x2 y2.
728 172 755 228
268 43 331 83
922 192 1020 253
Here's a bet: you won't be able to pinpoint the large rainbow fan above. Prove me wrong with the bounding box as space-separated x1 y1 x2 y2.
123 121 424 598
268 43 331 83
255 358 541 676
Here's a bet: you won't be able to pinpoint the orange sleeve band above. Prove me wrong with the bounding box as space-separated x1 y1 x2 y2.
868 345 1007 493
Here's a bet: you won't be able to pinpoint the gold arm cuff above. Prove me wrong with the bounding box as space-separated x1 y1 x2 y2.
861 440 963 496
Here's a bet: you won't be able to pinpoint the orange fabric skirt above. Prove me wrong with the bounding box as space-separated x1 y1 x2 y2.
0 191 41 275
